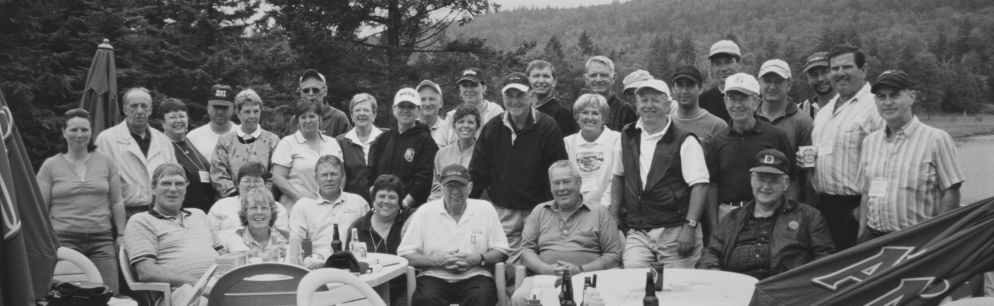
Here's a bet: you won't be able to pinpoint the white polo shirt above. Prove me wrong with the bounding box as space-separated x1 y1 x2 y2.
397 198 510 282
612 118 709 188
289 191 369 255
272 131 344 204
207 196 289 234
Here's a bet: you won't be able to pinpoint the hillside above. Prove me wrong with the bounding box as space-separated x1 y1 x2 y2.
448 0 994 110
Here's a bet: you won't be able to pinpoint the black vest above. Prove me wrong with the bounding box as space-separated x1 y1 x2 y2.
620 121 697 229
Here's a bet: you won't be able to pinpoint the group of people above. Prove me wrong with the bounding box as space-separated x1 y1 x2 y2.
37 39 967 306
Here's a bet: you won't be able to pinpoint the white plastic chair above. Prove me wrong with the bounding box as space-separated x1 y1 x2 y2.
942 297 994 306
120 247 173 306
55 247 103 283
297 268 386 306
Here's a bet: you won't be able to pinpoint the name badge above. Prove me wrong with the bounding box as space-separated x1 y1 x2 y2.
198 171 211 182
869 179 889 198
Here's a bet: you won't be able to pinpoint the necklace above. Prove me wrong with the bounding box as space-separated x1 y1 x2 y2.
369 217 393 252
172 140 208 171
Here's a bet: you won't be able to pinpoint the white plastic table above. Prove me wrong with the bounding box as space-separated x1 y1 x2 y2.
531 268 758 306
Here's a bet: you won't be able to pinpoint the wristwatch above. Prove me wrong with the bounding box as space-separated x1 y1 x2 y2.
479 254 486 266
686 219 699 228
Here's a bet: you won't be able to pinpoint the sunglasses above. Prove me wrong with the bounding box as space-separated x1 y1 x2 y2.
301 88 322 94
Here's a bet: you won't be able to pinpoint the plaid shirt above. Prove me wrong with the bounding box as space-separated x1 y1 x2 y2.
726 212 777 280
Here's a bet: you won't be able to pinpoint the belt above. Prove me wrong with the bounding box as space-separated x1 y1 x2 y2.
722 201 749 207
869 228 892 238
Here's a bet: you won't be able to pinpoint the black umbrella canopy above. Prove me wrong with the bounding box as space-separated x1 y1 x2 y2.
79 38 120 137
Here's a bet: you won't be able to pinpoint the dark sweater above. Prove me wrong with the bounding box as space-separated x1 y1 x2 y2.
605 94 639 132
469 110 568 210
367 122 439 207
535 96 580 136
699 87 733 123
336 130 386 205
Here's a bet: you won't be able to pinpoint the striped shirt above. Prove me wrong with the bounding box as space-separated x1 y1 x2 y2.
810 83 885 195
125 208 221 279
858 117 965 232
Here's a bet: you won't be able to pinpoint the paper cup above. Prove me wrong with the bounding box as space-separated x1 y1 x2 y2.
799 146 817 168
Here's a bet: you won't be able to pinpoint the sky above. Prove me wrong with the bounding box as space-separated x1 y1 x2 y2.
493 0 622 9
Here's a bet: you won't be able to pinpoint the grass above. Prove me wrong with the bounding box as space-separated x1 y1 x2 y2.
919 114 994 138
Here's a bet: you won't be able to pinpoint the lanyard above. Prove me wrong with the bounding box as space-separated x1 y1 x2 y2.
172 140 208 172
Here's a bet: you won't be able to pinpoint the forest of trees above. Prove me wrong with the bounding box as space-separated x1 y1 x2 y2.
3 0 994 166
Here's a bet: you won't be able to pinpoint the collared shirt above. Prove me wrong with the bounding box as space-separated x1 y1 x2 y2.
564 129 620 206
130 128 152 156
858 117 965 232
706 118 795 203
272 131 344 204
726 212 777 280
518 199 622 270
207 196 289 234
124 208 220 279
236 126 263 142
223 227 288 257
343 126 383 163
427 118 446 147
289 191 369 256
187 123 240 162
436 100 505 147
811 83 885 195
502 108 538 144
95 121 176 208
210 128 279 197
757 99 814 151
429 142 474 202
397 198 510 282
604 94 638 132
612 118 710 189
672 109 728 142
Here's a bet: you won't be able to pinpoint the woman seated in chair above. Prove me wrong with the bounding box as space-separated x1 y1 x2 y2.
345 174 416 305
222 187 288 261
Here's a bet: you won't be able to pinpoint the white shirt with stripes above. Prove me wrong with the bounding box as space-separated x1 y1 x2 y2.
858 117 965 232
810 83 885 195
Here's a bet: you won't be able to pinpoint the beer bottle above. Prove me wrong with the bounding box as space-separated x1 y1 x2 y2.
331 224 343 253
559 270 576 306
350 228 367 258
643 271 659 306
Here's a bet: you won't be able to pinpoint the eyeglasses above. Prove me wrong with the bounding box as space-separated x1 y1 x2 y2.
301 88 321 94
751 176 782 186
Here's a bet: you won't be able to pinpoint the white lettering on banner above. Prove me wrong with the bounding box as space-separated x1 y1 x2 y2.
863 277 949 306
812 246 917 291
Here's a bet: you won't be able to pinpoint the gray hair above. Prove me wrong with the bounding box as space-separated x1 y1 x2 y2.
548 160 582 182
315 154 344 173
238 187 278 227
572 94 610 123
585 56 616 77
350 93 378 113
122 87 151 107
234 88 262 111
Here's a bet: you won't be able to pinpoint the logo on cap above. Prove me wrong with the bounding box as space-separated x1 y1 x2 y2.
463 69 476 76
215 89 227 97
763 155 775 164
399 91 416 98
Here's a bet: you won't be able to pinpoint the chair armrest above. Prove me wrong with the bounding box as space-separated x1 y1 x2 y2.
129 282 173 306
495 262 506 306
514 265 526 292
406 267 416 306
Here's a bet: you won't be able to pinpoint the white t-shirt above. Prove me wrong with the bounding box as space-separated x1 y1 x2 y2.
187 123 239 162
272 131 344 204
207 196 289 234
397 198 510 281
564 129 620 206
612 118 709 188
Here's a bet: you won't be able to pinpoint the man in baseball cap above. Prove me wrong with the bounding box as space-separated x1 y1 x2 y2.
365 87 439 208
286 69 352 137
700 148 834 280
757 59 813 150
671 65 727 142
416 80 446 145
470 72 568 251
436 68 506 148
622 69 653 106
699 40 742 123
187 84 239 161
800 52 835 118
706 73 795 224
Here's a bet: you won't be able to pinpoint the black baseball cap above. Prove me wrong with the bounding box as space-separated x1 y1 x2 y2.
672 65 703 84
871 70 914 94
439 164 471 185
501 72 530 93
750 149 789 175
457 68 485 85
208 84 234 107
803 52 830 73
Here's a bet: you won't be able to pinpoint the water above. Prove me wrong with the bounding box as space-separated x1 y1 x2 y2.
957 134 994 204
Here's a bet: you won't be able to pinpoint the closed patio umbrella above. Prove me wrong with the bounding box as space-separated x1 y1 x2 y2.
79 38 120 137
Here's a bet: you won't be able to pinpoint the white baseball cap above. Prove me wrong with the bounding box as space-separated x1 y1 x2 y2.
709 40 741 60
393 88 421 106
759 59 791 79
723 73 760 96
634 79 672 98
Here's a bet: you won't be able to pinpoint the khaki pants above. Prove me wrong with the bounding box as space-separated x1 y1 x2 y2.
623 226 702 269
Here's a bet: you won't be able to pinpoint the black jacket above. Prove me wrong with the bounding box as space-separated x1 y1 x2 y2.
535 96 580 136
367 122 439 207
336 130 384 205
700 198 835 278
469 110 568 210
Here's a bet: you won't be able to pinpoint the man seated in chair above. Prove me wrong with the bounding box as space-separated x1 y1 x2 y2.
700 150 834 280
398 164 510 306
510 160 623 305
124 163 223 303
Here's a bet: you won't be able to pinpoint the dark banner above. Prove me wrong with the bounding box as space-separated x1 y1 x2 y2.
751 197 994 306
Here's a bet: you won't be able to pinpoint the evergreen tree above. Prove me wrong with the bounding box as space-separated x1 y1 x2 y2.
578 30 596 56
545 35 565 59
678 35 695 65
